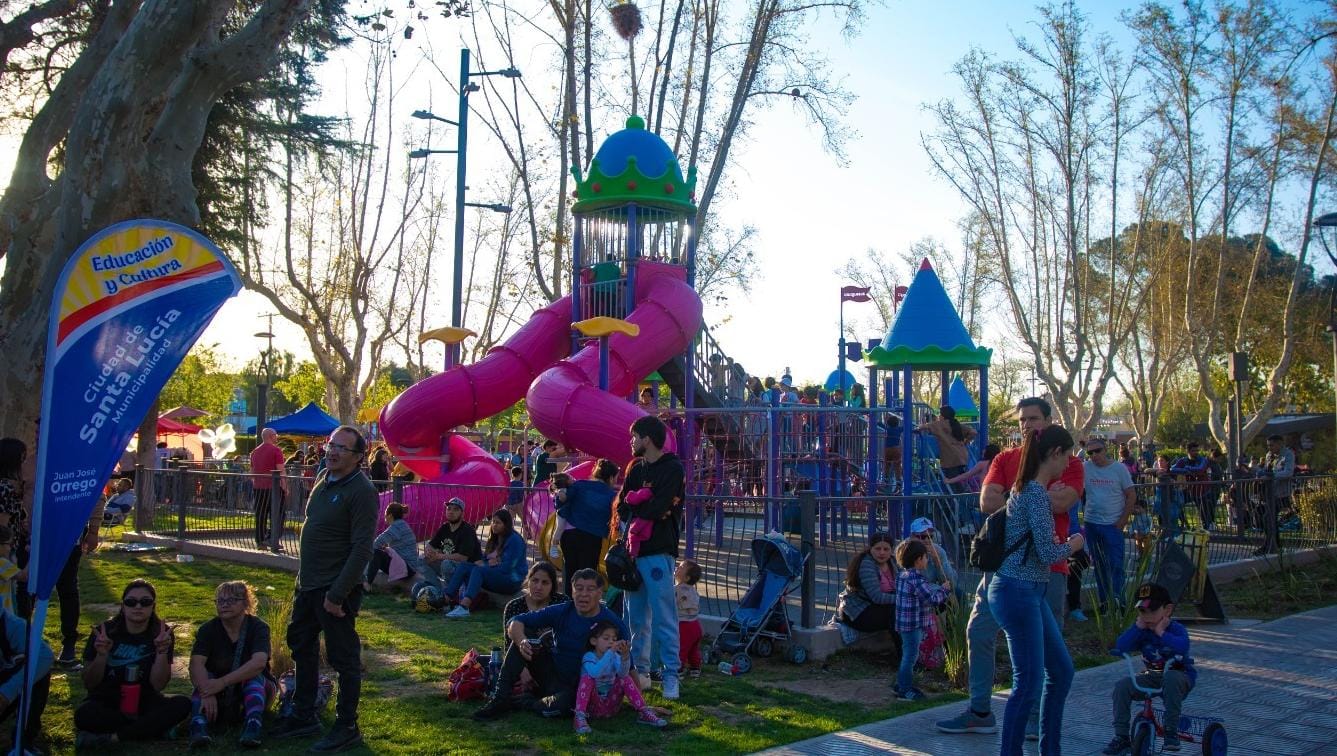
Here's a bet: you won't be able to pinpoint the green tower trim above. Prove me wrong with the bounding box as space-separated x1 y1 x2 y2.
864 343 994 371
572 116 698 215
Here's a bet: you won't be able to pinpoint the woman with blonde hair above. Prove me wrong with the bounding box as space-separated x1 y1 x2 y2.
187 581 277 748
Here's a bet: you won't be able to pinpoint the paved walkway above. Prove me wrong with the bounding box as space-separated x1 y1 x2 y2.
758 604 1337 755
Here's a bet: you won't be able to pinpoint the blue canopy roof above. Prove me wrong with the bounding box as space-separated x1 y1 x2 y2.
824 368 860 393
865 259 992 369
947 375 980 418
249 402 339 436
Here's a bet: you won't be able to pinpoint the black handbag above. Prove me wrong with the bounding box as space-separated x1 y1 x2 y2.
604 541 642 591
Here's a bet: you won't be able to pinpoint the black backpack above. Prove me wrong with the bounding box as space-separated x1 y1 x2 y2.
969 505 1033 572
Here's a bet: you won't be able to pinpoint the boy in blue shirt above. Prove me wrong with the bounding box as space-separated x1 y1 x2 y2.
1103 582 1196 754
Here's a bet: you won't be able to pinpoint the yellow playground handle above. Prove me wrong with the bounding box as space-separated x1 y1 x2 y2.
536 513 611 582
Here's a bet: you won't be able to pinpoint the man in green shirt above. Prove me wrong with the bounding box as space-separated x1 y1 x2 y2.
272 425 377 752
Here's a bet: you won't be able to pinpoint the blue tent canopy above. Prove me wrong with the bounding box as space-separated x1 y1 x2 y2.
248 402 340 436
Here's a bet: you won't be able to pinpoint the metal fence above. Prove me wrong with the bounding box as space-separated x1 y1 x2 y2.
128 466 1337 627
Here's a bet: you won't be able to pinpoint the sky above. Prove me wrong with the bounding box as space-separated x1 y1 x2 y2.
199 0 1141 386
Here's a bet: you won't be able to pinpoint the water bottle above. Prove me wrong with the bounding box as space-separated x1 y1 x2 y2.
119 664 142 717
717 661 737 676
489 646 503 692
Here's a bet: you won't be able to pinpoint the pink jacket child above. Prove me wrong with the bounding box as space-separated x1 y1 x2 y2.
623 487 656 557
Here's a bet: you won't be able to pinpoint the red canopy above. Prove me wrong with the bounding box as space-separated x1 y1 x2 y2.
157 416 201 435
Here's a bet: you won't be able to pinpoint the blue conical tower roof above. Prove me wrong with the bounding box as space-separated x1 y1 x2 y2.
866 259 992 369
947 376 980 418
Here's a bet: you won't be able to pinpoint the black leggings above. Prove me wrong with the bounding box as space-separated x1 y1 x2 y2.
74 693 191 740
560 528 604 595
254 488 284 545
365 550 393 583
841 603 893 633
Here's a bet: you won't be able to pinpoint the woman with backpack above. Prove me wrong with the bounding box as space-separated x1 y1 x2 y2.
986 426 1085 755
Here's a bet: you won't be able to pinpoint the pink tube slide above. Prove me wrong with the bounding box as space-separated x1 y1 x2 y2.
377 433 512 540
526 261 703 466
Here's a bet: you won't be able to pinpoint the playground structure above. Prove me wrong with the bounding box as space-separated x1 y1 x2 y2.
377 114 996 541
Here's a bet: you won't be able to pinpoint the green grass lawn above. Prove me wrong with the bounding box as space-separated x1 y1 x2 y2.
17 551 946 755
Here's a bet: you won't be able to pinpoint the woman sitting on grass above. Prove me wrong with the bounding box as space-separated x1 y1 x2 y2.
75 579 191 747
502 562 569 655
444 509 528 618
364 502 429 593
187 580 277 749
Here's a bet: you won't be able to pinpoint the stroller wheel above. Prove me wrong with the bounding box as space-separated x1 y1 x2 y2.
704 648 718 666
731 653 753 675
788 645 807 664
754 637 774 658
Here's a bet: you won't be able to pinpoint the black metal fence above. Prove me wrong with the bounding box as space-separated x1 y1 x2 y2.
128 467 1337 626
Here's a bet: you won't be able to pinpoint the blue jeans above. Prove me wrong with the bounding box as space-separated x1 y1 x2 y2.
896 627 922 692
966 572 1065 718
987 574 1074 756
444 562 521 603
1086 523 1126 605
625 553 681 680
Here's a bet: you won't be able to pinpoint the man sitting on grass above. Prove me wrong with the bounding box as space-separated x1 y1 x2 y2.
474 568 628 720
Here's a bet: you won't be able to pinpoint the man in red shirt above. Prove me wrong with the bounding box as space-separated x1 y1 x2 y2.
937 396 1084 739
250 427 287 550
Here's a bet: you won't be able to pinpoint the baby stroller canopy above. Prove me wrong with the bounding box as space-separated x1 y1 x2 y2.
751 533 804 579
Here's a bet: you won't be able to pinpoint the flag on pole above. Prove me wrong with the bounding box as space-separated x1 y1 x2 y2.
19 219 240 748
840 285 872 303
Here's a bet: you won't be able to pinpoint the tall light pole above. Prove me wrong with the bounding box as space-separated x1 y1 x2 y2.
409 52 520 367
254 315 275 432
1313 211 1337 465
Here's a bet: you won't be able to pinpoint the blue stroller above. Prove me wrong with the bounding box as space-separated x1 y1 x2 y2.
706 533 809 672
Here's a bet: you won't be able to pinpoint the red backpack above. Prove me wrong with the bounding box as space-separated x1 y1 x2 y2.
918 612 946 670
446 648 492 702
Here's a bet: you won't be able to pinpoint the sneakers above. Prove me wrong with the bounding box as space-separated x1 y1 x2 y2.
56 644 83 671
75 731 117 748
935 708 997 734
649 669 664 683
661 675 680 700
1070 608 1089 622
1101 735 1131 754
188 718 212 749
892 686 926 701
1163 735 1181 752
271 714 322 739
573 712 592 735
445 605 471 618
636 708 669 727
239 717 263 748
310 721 362 752
473 696 512 721
1025 717 1039 741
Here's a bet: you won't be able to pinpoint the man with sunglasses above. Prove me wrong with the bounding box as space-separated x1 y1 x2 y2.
1083 439 1136 610
937 396 1084 740
273 426 377 752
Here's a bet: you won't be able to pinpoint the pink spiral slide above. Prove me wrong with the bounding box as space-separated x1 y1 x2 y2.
378 260 702 538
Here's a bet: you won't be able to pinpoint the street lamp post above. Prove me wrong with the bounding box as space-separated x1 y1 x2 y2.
254 318 275 432
410 50 520 368
1313 211 1337 465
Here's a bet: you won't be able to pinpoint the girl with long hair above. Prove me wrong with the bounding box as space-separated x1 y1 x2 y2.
555 459 619 595
74 579 191 745
987 426 1086 754
443 509 528 617
835 532 899 635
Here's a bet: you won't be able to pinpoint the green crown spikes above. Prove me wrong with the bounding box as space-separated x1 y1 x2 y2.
572 115 698 215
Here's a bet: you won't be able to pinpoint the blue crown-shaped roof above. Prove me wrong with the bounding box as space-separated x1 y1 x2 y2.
947 376 980 418
571 116 697 214
866 259 992 369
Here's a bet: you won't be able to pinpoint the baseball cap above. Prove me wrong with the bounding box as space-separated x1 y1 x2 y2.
445 497 465 510
910 517 935 535
1134 582 1172 610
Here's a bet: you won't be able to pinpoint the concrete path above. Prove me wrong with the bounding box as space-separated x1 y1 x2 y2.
757 604 1337 755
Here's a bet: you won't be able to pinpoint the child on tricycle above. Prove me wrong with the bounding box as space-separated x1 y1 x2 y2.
1103 582 1197 754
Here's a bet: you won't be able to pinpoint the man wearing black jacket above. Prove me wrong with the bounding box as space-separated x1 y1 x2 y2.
615 415 685 700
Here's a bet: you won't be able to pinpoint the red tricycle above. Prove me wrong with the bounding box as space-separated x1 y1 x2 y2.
1121 653 1228 755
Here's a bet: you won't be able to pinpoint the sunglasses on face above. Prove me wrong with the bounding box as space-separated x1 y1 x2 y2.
123 597 155 608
